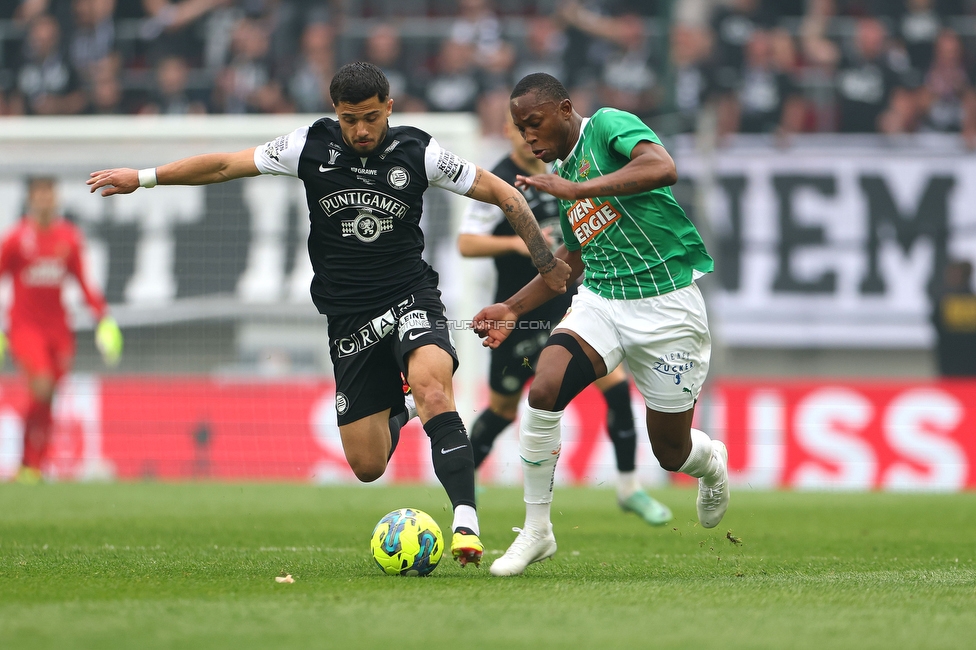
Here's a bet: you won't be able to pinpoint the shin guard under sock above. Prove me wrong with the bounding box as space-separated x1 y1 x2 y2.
424 411 476 509
519 406 563 530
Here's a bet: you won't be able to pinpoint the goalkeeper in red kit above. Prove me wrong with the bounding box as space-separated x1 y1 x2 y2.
0 177 122 484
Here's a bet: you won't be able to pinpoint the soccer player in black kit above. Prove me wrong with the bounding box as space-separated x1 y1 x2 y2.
458 112 672 526
87 62 571 568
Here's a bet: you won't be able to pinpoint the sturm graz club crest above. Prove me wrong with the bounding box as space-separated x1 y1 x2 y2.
387 166 410 189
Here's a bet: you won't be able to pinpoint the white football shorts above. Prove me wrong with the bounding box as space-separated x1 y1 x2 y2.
556 283 711 413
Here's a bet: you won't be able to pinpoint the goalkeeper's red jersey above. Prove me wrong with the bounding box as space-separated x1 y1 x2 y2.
0 217 106 335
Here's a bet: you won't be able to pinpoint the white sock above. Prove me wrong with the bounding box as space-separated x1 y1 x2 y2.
452 504 479 536
403 393 417 420
616 470 641 501
525 503 551 532
519 405 563 532
677 428 718 480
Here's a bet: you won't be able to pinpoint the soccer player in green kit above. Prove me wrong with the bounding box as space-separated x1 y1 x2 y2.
474 73 730 576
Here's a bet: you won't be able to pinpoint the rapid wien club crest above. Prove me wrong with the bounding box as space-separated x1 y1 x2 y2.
342 209 394 242
578 157 591 179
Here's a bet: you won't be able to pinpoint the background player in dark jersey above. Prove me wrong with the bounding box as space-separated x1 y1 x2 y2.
87 62 571 567
0 177 122 485
459 112 672 526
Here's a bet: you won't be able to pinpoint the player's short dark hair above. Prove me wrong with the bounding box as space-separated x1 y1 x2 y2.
329 62 390 105
511 73 570 104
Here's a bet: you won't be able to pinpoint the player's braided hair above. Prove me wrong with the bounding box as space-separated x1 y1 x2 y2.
511 73 570 104
330 61 390 105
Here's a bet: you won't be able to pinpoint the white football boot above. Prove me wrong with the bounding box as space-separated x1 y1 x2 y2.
489 526 557 576
697 440 730 528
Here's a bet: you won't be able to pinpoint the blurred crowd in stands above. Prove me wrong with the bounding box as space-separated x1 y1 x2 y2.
2 0 976 144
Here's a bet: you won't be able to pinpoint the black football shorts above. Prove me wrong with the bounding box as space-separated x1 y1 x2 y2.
328 288 458 425
488 324 551 395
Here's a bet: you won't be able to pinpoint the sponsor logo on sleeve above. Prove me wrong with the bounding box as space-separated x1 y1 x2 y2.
567 198 621 246
435 150 464 183
264 135 289 162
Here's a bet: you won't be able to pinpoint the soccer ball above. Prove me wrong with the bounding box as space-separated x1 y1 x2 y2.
370 508 444 577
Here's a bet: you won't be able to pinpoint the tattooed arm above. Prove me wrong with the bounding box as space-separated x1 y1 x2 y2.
514 141 677 200
465 166 571 293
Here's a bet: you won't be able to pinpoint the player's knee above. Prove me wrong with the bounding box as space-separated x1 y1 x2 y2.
528 333 598 411
526 376 560 411
413 384 452 417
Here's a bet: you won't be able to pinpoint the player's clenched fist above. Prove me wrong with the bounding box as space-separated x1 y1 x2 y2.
540 256 572 294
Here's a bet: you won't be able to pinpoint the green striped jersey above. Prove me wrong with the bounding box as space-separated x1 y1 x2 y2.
555 108 713 299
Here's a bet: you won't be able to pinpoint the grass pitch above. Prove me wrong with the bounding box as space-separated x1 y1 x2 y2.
1 483 974 650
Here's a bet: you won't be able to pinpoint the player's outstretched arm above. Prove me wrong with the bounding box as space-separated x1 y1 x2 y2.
516 141 677 200
473 245 583 348
465 166 571 293
87 148 261 196
457 227 553 258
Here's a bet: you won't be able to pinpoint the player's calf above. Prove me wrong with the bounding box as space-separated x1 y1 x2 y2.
347 456 388 483
338 416 395 482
